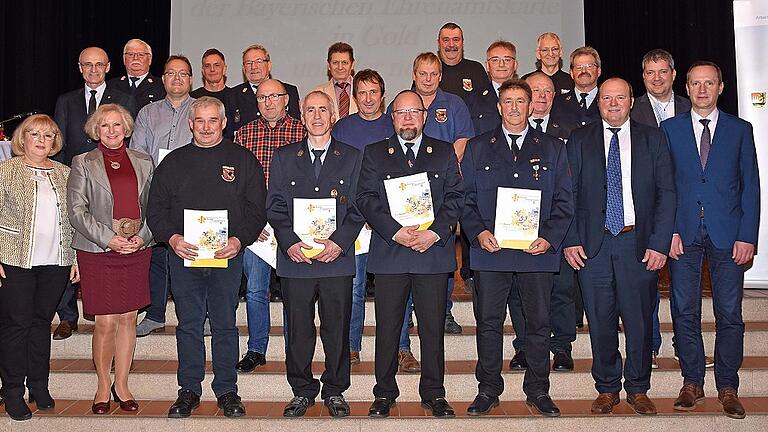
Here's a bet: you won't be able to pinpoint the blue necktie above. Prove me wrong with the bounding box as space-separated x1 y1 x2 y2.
605 127 624 236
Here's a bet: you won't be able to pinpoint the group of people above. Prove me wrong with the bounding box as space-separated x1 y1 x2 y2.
0 22 759 423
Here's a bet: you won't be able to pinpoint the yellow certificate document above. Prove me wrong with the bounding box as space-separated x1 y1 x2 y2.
293 198 336 258
184 209 228 268
494 188 541 249
246 223 277 269
383 172 434 230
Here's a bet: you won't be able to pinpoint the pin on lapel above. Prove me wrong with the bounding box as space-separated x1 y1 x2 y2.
482 89 489 96
533 137 540 143
334 149 341 156
490 137 497 143
297 149 304 157
330 189 338 197
388 147 395 155
426 146 433 154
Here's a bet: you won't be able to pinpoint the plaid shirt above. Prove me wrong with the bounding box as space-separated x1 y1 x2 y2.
235 115 306 185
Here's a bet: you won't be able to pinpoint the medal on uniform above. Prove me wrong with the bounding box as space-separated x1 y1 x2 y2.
530 158 541 181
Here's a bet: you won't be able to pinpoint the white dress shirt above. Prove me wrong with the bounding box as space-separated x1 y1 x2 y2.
83 82 107 109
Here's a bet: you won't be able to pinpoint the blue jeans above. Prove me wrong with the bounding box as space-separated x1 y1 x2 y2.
243 249 271 354
145 244 169 323
168 252 243 397
350 254 368 352
398 293 414 351
669 223 744 390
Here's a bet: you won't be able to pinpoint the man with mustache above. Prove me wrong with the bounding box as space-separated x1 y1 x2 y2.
437 22 490 106
312 42 358 120
552 46 602 129
108 39 165 111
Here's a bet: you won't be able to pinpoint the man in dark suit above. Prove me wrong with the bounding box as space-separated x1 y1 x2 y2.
551 46 602 129
107 38 166 112
631 49 691 128
564 78 676 415
631 49 694 369
51 46 135 340
466 40 518 136
662 61 760 420
226 44 300 136
504 71 579 373
267 91 364 418
358 90 464 419
461 79 573 417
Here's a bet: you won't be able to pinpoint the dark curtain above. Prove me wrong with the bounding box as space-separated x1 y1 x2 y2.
584 0 738 114
0 0 171 132
1 0 739 133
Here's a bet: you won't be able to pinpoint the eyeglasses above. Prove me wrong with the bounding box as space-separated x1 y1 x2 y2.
487 56 516 65
392 108 426 117
164 70 191 79
573 63 598 71
538 47 561 54
243 58 270 67
256 93 287 102
80 62 108 70
27 130 57 142
124 52 149 59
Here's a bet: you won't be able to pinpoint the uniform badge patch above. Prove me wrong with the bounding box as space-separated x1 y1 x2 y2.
462 79 473 91
221 165 236 182
435 108 447 123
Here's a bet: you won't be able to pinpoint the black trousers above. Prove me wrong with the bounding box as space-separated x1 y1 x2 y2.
282 276 352 399
507 255 577 353
475 271 552 397
0 264 69 398
373 273 448 401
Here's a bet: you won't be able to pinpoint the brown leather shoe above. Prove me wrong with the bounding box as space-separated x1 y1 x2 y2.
627 393 657 415
398 351 421 373
718 388 746 419
350 351 361 365
673 383 704 411
590 392 619 414
52 320 78 340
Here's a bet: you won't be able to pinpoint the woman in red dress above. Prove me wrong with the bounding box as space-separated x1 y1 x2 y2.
67 104 154 414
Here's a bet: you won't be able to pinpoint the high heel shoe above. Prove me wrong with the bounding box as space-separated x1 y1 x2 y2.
28 390 55 410
91 400 111 414
111 384 139 411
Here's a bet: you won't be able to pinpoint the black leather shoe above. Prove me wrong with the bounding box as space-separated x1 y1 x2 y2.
509 351 528 370
236 351 266 372
324 395 350 418
467 392 499 416
28 389 55 410
168 389 201 418
283 396 314 417
552 351 574 371
368 397 395 418
421 397 455 418
217 392 245 417
4 395 32 421
526 394 561 417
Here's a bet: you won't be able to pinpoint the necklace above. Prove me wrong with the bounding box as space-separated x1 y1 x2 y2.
110 161 121 169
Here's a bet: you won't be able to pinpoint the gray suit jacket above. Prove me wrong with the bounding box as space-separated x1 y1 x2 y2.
67 148 154 252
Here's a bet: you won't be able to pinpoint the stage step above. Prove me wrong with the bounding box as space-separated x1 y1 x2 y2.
45 357 768 401
1 398 765 431
49 323 768 361
56 296 768 327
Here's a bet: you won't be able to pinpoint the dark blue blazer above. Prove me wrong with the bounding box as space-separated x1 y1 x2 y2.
53 86 136 166
461 127 574 272
551 88 600 129
226 81 300 137
564 120 676 260
267 139 365 278
661 111 760 249
107 74 166 112
357 134 464 274
465 82 500 137
630 93 691 128
540 111 577 141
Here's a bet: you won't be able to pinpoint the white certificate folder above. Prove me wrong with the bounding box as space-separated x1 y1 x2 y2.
494 188 541 249
383 172 435 231
183 209 228 268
